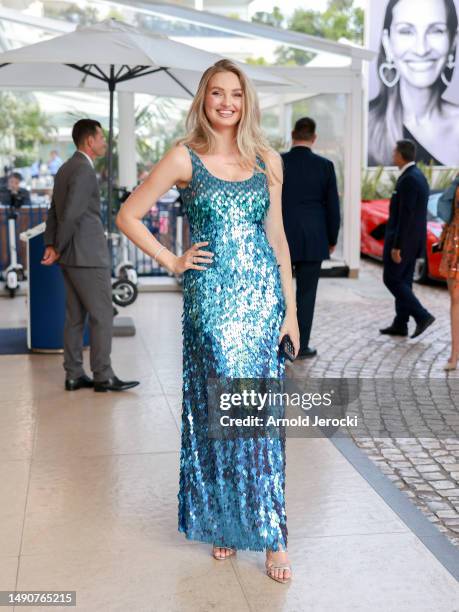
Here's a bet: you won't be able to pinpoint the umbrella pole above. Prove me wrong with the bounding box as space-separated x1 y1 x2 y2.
107 65 115 262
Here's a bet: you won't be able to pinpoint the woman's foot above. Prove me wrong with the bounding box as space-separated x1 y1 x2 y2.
212 545 236 560
265 549 292 583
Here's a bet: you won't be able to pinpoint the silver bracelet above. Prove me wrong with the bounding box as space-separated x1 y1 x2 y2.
153 244 166 261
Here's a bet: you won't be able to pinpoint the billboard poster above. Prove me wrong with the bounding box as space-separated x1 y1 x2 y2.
367 0 459 166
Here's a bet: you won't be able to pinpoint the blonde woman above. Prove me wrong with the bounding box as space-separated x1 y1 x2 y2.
116 59 299 583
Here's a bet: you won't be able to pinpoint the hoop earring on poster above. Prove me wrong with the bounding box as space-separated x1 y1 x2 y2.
441 52 456 86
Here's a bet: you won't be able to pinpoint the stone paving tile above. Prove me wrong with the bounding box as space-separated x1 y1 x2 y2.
292 259 459 547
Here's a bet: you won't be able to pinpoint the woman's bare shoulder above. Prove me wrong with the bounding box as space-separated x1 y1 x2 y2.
160 144 192 183
164 143 191 164
264 147 281 163
264 148 283 184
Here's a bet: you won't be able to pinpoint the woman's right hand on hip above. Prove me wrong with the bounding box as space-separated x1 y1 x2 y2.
174 241 214 274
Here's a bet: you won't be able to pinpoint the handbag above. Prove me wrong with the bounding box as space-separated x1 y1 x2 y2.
279 334 295 362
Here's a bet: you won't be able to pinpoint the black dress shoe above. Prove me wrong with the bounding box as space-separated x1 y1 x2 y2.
65 375 94 391
296 347 317 359
411 315 435 339
94 376 140 392
379 325 408 336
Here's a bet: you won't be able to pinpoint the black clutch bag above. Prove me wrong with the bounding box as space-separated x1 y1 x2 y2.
432 242 443 254
279 334 296 362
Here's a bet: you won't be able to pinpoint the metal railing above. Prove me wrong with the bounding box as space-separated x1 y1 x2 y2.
0 193 188 278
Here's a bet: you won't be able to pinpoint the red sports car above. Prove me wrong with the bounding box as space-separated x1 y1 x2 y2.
361 192 446 282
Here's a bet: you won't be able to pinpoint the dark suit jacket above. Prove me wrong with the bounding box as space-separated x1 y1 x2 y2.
281 146 340 262
384 164 429 261
44 151 109 267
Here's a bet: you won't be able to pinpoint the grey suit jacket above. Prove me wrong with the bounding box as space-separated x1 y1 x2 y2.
44 151 110 267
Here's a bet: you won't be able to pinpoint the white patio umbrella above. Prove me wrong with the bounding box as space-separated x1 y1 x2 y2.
0 19 288 235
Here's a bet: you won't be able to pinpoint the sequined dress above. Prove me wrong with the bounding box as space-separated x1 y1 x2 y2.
176 145 287 552
439 199 459 280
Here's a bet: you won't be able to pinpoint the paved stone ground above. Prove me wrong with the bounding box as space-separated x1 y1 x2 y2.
289 258 459 546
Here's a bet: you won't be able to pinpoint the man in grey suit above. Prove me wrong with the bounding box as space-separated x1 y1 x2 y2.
42 119 139 392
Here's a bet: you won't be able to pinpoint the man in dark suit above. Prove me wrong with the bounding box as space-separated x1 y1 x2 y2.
381 139 435 338
281 117 340 359
42 119 139 392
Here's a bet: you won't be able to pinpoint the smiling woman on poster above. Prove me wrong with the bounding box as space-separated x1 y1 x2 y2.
368 0 459 166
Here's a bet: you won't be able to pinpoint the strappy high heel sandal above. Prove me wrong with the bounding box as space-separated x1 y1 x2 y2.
212 545 236 560
265 556 292 583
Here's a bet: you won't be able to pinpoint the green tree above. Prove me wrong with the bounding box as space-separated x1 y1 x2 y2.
135 100 186 165
245 56 268 65
106 8 126 23
322 0 364 43
0 93 57 166
252 6 284 28
71 98 186 192
274 0 364 65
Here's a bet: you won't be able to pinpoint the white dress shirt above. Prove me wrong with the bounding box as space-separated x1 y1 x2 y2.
400 161 415 175
78 150 94 168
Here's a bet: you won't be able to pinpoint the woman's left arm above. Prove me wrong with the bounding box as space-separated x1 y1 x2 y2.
264 150 300 355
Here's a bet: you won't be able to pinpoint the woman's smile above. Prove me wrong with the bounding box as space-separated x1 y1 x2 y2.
216 109 236 118
405 58 438 72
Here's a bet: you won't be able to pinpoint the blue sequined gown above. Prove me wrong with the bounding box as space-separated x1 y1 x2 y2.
176 145 287 552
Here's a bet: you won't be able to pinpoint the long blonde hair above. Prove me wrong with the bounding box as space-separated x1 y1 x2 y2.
178 59 278 183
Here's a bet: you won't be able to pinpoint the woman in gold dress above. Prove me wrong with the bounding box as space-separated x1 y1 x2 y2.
439 177 459 370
